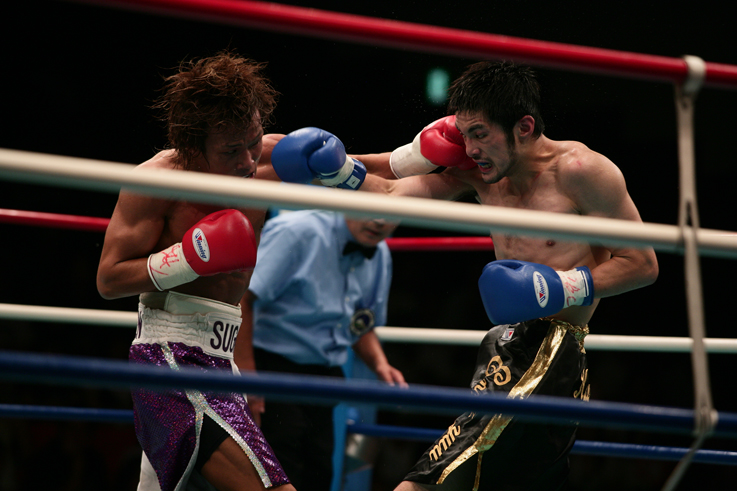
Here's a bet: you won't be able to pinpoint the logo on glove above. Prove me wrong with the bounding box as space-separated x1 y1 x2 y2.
501 327 515 341
533 271 548 308
192 229 210 262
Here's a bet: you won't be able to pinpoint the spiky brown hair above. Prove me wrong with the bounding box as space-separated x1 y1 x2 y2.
153 51 279 169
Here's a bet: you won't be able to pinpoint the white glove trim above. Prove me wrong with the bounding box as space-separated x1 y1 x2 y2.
389 132 439 178
320 155 355 187
556 268 592 308
147 243 199 291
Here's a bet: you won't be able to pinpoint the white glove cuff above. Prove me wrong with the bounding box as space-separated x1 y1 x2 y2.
556 268 593 308
320 155 355 187
389 132 439 178
147 243 199 291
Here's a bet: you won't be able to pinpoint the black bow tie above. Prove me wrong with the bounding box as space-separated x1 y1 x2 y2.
343 241 377 259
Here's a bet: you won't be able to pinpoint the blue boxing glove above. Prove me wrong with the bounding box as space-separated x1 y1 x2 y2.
271 127 366 189
478 259 594 325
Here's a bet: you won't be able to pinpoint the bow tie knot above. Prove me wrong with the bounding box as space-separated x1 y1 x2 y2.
343 241 377 259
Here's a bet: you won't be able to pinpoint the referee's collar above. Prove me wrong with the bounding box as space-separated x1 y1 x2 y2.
342 241 377 259
337 214 377 260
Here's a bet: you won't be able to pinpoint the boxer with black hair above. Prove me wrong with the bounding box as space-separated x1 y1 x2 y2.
270 60 659 491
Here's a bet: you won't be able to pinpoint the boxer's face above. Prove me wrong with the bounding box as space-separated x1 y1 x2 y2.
455 111 519 184
199 115 263 178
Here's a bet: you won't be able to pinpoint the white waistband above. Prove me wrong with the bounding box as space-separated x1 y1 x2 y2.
139 291 241 316
135 291 242 360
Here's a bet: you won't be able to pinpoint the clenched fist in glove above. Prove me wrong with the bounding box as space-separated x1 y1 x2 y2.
390 116 477 178
478 259 594 325
271 127 366 189
147 209 257 291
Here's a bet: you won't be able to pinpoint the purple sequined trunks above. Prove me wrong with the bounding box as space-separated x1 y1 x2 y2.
130 291 289 491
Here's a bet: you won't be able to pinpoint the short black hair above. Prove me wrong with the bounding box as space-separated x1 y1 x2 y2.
448 61 544 141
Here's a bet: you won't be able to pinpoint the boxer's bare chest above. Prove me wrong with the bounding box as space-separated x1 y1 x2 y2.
164 201 266 244
475 174 587 268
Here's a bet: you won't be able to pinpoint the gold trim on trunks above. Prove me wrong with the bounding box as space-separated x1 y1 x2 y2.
437 318 588 489
555 319 589 354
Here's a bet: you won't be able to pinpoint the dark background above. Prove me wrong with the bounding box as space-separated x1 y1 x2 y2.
1 0 736 489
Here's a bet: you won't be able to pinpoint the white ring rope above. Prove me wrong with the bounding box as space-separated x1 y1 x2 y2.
660 55 715 491
0 303 137 328
681 55 707 96
0 148 735 258
3 303 737 354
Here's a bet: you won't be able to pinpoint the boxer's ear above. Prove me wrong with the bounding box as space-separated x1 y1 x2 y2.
515 115 536 143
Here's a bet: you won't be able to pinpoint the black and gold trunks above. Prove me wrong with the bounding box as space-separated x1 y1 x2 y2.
403 317 589 491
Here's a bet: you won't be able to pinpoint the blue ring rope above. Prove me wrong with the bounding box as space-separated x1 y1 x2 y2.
1 404 735 466
0 403 133 423
1 349 737 437
345 423 737 466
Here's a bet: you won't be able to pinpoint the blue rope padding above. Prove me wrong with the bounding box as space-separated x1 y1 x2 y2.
0 404 133 423
2 349 737 437
1 404 734 466
346 422 737 466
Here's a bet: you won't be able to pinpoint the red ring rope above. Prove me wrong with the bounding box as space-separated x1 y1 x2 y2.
385 236 493 251
76 0 737 89
0 208 110 233
0 208 494 251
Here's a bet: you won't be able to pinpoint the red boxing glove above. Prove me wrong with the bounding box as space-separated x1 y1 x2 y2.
389 116 477 178
148 210 257 291
419 116 477 170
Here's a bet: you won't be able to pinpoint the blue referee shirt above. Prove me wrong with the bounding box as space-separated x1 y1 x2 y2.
249 210 393 367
